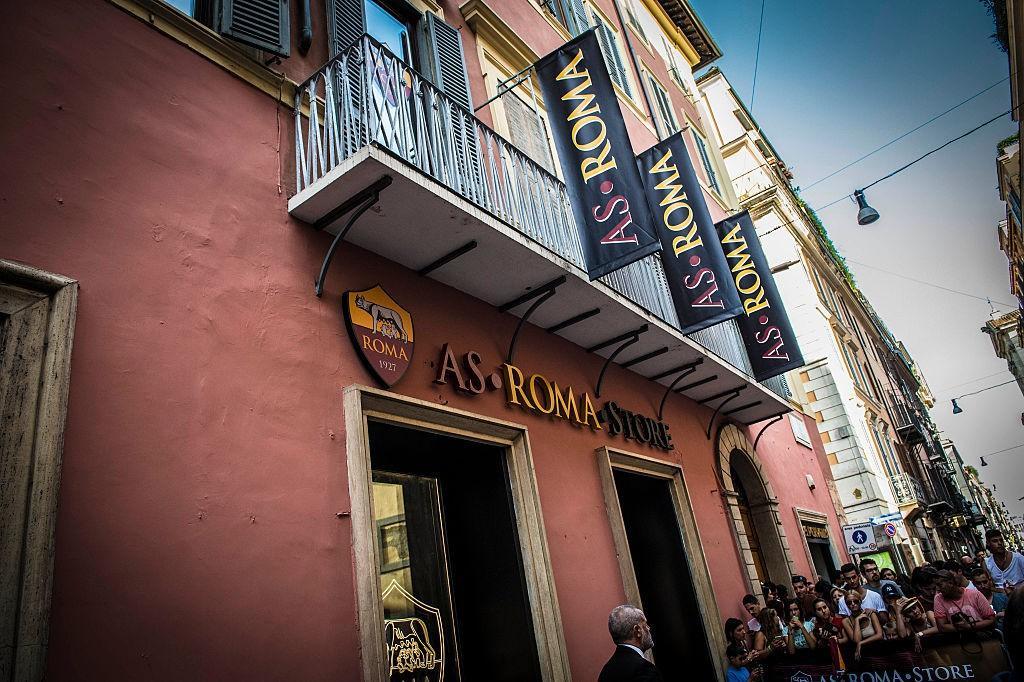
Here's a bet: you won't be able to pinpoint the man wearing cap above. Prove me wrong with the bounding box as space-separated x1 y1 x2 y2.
933 570 995 634
791 575 809 598
860 558 904 599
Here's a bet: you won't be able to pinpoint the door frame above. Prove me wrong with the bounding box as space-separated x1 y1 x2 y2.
343 384 570 681
595 446 726 682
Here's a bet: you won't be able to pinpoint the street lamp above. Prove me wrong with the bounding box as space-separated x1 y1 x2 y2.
951 399 963 414
855 190 880 225
951 379 1017 414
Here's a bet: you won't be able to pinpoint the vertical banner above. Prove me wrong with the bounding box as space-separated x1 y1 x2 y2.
535 30 661 280
714 211 804 381
636 132 742 333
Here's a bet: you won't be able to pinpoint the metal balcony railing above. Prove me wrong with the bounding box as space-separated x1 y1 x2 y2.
293 35 792 400
890 472 925 506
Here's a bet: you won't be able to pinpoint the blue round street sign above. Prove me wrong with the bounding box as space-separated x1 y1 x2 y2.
852 530 868 544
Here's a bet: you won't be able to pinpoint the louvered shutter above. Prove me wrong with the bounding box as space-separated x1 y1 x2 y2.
219 0 291 57
503 92 554 172
565 0 590 36
326 0 365 56
592 14 631 96
424 13 473 111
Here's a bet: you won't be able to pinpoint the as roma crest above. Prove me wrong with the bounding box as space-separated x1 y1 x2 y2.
344 285 414 387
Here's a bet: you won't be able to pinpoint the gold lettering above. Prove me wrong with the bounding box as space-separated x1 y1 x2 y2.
362 335 371 349
398 347 408 361
503 363 533 409
554 384 581 423
529 374 555 415
720 223 745 245
735 268 761 294
580 141 617 183
571 115 606 152
726 244 755 275
744 288 769 315
556 51 600 122
582 393 602 430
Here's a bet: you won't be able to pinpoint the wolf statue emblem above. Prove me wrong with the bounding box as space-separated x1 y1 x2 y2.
344 285 414 387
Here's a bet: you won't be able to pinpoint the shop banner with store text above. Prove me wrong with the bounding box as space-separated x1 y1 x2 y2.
714 211 804 381
636 132 742 333
535 30 660 280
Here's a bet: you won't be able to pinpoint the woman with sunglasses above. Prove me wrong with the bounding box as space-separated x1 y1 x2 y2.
841 589 882 662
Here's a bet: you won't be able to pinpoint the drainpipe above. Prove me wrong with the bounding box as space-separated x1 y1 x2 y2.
609 0 662 139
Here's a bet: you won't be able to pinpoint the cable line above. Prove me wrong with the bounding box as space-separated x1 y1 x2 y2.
750 0 767 112
802 76 1010 191
845 259 1016 307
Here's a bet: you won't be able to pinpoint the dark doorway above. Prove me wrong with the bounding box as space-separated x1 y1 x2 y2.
368 420 541 682
612 469 716 680
808 539 838 583
733 465 770 584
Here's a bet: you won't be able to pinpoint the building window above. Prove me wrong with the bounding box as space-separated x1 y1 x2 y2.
482 50 556 173
591 8 633 97
643 68 678 136
789 413 812 448
543 0 590 37
691 130 721 195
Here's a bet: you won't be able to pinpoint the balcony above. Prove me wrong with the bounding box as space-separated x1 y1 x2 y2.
289 36 791 423
890 472 925 508
887 391 926 445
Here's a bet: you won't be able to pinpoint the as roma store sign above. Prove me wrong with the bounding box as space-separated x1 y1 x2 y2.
434 344 673 451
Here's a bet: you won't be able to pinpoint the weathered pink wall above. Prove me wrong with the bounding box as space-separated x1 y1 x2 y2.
2 1 846 680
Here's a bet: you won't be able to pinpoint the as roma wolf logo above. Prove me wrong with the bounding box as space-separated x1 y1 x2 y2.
344 285 414 387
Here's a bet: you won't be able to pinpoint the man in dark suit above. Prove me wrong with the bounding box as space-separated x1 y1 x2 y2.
598 605 663 681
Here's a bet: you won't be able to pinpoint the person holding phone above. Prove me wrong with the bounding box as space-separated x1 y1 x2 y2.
752 607 788 659
783 599 817 653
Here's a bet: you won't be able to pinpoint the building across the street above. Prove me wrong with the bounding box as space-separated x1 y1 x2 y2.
2 0 854 680
697 68 981 570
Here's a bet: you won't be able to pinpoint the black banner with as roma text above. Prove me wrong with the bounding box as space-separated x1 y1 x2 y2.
714 211 804 381
535 30 660 280
636 132 742 333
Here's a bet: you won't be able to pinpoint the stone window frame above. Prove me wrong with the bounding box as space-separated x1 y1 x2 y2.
716 423 796 595
791 507 842 580
595 445 727 681
342 384 571 681
1 259 78 681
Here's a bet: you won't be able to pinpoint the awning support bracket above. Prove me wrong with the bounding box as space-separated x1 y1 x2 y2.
753 413 788 451
590 325 649 398
657 360 703 421
705 389 743 440
546 307 601 334
313 176 392 297
503 276 567 364
418 241 478 276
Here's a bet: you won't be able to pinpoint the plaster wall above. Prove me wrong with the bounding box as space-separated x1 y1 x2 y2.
1 1 848 680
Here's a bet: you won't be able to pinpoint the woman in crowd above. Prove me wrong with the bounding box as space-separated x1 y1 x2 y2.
783 599 817 653
809 598 848 646
893 597 938 651
752 607 788 658
842 589 883 661
828 586 847 629
726 616 770 666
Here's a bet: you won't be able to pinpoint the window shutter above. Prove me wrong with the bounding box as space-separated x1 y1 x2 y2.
326 0 365 57
219 0 290 57
424 13 473 111
503 92 554 172
566 0 590 36
592 14 630 96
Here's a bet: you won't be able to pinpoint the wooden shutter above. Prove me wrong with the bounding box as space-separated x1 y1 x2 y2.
219 0 291 57
565 0 590 36
326 0 365 56
503 91 554 172
424 13 473 111
592 13 630 96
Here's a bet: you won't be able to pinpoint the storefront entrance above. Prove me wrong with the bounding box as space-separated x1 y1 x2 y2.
612 469 717 680
368 420 541 681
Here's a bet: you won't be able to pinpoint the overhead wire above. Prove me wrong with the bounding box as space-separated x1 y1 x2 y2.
801 76 1010 191
749 0 767 112
844 260 1017 307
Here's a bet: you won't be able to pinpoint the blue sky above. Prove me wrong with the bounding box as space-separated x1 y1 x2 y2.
689 0 1024 522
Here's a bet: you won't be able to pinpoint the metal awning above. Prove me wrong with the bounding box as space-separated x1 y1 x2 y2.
289 146 791 424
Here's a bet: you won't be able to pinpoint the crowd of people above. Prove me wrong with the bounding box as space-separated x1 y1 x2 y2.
722 529 1024 681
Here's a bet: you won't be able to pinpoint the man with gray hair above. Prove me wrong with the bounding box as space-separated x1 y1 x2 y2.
598 604 662 681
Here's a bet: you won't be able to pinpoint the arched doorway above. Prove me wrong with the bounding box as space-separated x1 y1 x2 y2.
717 424 795 596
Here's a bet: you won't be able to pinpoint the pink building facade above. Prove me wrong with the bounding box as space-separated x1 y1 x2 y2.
1 0 849 679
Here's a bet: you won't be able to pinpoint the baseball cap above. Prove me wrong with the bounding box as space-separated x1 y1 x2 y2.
881 583 901 600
